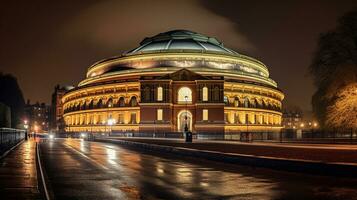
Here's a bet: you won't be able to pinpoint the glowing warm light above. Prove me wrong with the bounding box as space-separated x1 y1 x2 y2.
107 118 116 126
313 122 318 127
300 123 305 128
34 125 39 132
178 87 192 102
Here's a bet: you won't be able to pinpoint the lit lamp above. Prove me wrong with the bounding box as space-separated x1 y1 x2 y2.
24 120 29 129
300 123 305 128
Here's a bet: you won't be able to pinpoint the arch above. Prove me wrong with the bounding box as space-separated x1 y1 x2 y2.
177 110 193 132
253 98 259 108
88 100 94 109
76 103 80 111
106 98 113 108
118 97 125 107
81 101 86 110
129 96 138 107
262 100 267 109
234 97 240 107
157 86 163 101
202 86 208 101
178 87 192 102
244 97 250 108
97 99 103 108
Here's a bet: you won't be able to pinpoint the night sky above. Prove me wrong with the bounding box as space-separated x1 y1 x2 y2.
1 0 356 111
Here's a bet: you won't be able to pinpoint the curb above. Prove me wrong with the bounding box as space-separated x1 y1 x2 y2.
0 139 25 160
95 138 357 178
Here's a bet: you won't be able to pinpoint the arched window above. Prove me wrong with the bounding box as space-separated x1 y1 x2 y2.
157 87 163 101
202 87 208 101
76 103 80 111
178 87 192 102
118 97 125 107
252 99 258 108
97 99 103 108
262 101 266 109
81 102 86 110
106 98 113 108
244 97 250 108
129 96 138 107
88 100 94 109
234 97 239 107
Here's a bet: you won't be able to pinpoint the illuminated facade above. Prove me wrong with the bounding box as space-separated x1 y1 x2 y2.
62 30 284 135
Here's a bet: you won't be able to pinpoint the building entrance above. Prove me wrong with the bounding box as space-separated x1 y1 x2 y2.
177 110 192 132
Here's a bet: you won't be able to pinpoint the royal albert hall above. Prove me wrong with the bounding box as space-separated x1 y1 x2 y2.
62 30 284 137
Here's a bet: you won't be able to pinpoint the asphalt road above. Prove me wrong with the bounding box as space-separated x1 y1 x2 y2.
39 139 357 200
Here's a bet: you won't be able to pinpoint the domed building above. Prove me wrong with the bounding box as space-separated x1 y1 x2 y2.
62 30 284 137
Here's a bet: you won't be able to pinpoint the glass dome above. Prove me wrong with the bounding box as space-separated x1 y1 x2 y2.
127 30 238 55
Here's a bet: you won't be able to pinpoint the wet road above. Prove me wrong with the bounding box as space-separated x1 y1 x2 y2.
39 139 357 200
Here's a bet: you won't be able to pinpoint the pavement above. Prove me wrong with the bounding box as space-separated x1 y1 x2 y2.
38 138 357 200
108 137 357 164
0 140 42 200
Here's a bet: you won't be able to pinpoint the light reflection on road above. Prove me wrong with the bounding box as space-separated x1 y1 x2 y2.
39 138 357 200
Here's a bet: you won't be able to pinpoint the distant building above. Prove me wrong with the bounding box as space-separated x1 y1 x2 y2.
282 110 302 129
50 85 72 132
24 100 50 133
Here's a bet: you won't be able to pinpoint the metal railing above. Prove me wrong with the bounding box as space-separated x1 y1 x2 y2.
0 128 26 155
59 128 357 144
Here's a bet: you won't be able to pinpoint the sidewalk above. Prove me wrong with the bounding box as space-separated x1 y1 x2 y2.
0 140 42 200
107 137 357 164
94 137 357 177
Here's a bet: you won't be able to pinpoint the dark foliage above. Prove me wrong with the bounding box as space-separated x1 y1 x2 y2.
310 10 357 128
0 72 25 128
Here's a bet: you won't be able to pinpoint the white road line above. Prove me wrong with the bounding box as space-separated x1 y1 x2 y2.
36 142 51 200
63 143 109 170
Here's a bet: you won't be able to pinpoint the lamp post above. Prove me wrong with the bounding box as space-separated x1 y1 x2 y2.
24 120 29 140
184 95 188 132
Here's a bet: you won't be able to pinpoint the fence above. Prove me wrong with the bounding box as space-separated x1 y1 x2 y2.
60 128 357 144
0 128 26 155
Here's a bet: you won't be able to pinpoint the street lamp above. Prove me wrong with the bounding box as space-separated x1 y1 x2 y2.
24 120 29 140
184 95 188 132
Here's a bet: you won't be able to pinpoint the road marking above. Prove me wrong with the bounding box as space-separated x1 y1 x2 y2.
36 142 52 200
63 143 109 170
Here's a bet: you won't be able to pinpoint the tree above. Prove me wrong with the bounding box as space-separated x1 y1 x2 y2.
0 72 25 128
310 10 357 129
325 83 357 129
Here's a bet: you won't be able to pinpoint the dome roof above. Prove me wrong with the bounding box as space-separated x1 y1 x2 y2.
127 30 238 55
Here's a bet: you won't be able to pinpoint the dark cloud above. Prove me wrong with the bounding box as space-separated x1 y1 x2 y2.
1 0 356 111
